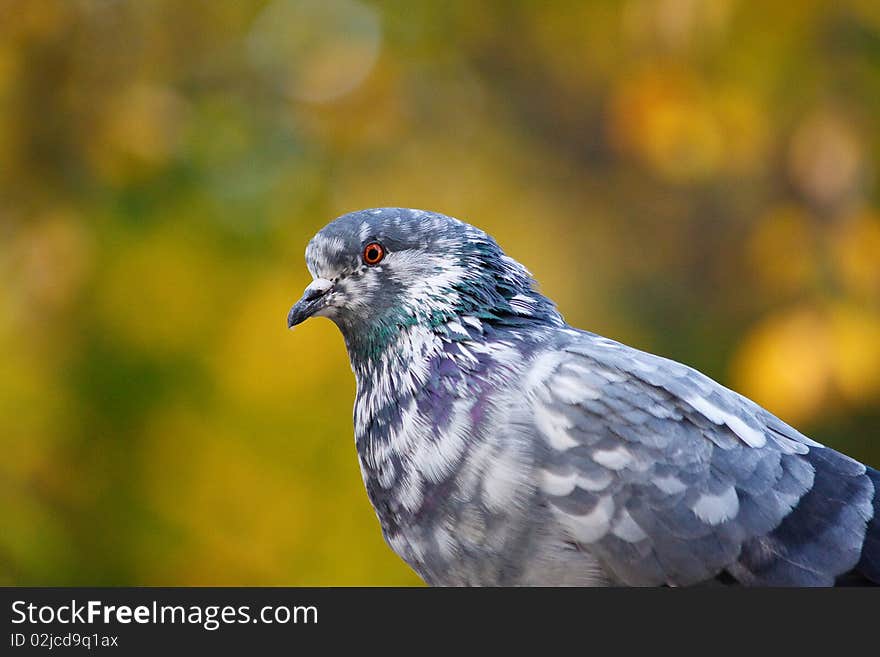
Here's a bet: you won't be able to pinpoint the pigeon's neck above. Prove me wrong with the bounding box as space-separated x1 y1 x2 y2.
348 324 446 399
347 313 549 439
348 315 508 438
342 290 563 369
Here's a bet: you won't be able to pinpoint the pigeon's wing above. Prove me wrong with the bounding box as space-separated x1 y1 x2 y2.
523 332 879 586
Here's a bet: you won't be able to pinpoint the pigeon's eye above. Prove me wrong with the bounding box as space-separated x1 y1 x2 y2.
362 242 385 265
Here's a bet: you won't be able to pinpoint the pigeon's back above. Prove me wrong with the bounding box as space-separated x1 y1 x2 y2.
515 329 880 586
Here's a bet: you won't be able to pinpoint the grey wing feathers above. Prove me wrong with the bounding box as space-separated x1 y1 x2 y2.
526 331 877 586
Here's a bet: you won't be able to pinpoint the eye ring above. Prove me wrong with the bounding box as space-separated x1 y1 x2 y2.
362 242 385 265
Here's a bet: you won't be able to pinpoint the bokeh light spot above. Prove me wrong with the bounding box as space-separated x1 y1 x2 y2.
247 0 382 103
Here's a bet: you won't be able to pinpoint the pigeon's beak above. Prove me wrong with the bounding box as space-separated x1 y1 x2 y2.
287 278 334 328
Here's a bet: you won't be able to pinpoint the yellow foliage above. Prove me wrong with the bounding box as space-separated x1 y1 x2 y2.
95 228 226 353
213 273 350 408
746 205 818 296
609 70 767 183
827 304 880 404
731 307 831 424
9 209 92 317
732 304 880 423
832 210 880 301
140 408 309 583
788 109 864 210
89 84 187 184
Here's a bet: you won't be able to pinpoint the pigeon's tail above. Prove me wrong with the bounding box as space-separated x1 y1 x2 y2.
732 447 879 586
846 465 880 585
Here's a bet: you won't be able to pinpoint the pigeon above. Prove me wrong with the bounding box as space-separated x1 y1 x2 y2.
287 207 880 586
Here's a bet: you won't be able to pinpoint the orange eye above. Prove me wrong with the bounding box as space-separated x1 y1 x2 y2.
362 242 385 265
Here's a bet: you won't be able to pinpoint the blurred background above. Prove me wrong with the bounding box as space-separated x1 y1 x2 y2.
1 0 879 585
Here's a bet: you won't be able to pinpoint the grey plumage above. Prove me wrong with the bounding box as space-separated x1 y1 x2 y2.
287 207 880 586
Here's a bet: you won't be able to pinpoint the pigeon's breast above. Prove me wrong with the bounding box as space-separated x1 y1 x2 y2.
352 327 544 584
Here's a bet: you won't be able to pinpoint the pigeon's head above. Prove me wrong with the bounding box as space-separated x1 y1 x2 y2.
288 208 561 355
